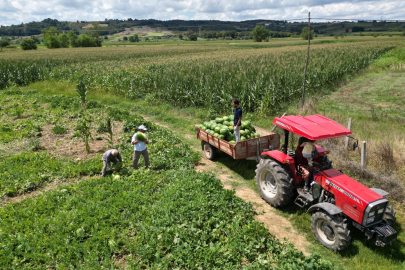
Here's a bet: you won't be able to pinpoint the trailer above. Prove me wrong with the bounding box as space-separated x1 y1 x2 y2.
196 126 280 160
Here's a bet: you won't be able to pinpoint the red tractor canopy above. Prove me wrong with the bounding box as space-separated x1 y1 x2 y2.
273 114 352 140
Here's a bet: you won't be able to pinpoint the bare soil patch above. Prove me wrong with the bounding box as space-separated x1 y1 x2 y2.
39 122 124 160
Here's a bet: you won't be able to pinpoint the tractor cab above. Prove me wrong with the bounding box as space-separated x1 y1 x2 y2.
261 114 352 184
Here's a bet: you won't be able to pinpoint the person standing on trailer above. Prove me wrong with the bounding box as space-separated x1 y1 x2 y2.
232 99 242 142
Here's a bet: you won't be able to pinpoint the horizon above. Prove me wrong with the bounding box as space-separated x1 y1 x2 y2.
2 0 405 27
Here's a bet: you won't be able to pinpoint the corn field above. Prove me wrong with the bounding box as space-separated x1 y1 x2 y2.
0 40 399 113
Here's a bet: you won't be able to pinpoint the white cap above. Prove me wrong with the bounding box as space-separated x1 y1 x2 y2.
138 125 147 130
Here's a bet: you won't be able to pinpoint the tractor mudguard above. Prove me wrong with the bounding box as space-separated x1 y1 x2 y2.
307 202 342 216
261 150 294 164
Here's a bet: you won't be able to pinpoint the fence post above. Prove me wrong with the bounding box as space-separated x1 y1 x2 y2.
345 117 352 148
361 141 367 169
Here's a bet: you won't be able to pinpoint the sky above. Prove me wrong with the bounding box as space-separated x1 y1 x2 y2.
1 0 405 26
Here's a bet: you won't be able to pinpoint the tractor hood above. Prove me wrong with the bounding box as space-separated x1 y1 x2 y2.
273 114 352 140
318 169 383 204
316 168 384 224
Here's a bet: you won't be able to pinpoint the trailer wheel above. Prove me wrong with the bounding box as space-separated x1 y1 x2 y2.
311 212 351 251
203 142 216 160
383 204 396 226
255 159 294 207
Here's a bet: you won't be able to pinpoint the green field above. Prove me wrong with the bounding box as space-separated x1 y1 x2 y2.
0 90 332 269
1 36 405 269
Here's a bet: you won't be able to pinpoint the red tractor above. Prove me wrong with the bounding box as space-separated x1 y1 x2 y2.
256 114 397 251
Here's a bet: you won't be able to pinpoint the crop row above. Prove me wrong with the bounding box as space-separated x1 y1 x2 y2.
1 40 399 114
52 41 397 114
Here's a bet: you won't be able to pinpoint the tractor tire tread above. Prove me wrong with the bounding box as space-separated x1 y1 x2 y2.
255 159 294 207
311 212 351 252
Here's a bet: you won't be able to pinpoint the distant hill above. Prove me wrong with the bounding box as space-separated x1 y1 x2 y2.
1 18 404 37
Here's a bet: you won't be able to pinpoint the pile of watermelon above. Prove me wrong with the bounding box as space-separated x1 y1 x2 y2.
198 115 260 144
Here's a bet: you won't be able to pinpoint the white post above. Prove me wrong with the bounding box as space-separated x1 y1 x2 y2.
361 141 367 169
345 117 352 148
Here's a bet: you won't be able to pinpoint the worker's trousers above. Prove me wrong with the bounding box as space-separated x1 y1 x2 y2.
132 149 149 169
234 126 241 142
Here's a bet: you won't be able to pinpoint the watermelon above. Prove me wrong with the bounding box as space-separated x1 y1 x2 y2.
229 140 236 144
240 130 245 136
228 126 234 132
240 136 246 141
222 116 228 121
218 135 224 140
228 115 233 121
223 120 229 126
215 117 224 123
214 126 221 133
220 128 228 135
214 133 220 137
254 132 260 138
246 134 251 139
136 132 147 142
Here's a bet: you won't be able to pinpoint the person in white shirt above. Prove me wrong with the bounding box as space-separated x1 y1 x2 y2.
131 125 149 169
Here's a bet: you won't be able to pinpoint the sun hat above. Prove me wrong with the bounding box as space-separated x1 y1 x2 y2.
138 125 147 130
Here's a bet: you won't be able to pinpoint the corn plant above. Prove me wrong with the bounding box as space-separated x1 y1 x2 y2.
74 113 93 155
76 81 87 106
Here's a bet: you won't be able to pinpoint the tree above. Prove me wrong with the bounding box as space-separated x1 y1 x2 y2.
42 27 60 48
129 34 139 42
352 26 365 32
59 33 69 48
20 38 37 50
252 26 269 42
178 33 183 40
123 36 128 41
0 39 10 47
301 27 314 40
78 34 95 47
188 34 197 41
85 23 103 47
67 31 79 47
31 36 40 44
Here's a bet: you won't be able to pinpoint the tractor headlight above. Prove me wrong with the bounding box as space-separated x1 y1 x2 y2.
369 211 376 217
367 216 375 224
378 208 384 214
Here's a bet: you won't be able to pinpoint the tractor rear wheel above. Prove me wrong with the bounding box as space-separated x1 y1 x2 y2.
383 204 396 226
311 212 351 251
255 159 294 207
203 142 216 160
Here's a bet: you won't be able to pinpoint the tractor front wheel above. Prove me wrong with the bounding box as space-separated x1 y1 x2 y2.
255 159 294 207
311 211 351 251
383 204 396 226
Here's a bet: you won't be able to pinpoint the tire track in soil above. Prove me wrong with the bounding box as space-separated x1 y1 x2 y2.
144 116 311 256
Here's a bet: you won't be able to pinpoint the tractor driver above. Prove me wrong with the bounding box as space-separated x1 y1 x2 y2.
296 137 320 192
